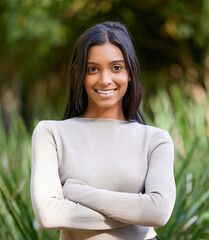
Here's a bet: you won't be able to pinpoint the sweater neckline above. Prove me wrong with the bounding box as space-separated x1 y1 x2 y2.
74 117 130 123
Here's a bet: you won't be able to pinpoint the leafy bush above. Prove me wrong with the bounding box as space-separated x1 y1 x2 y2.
149 86 209 239
0 112 59 239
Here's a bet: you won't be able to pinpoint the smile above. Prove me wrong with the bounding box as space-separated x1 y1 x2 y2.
96 89 117 94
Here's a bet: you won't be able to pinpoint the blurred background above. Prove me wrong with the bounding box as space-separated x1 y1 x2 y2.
0 0 209 239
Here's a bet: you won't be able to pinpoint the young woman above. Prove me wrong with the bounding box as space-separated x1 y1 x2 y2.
31 22 176 240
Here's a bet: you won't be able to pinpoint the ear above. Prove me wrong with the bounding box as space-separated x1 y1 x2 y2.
128 76 131 82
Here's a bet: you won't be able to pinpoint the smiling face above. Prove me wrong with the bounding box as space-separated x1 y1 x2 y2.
83 42 130 119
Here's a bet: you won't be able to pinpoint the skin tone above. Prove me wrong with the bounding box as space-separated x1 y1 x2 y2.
82 42 130 120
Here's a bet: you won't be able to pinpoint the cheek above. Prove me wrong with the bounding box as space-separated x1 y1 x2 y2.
119 74 129 88
84 77 96 99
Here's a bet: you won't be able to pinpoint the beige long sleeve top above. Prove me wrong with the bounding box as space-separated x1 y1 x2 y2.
31 117 176 240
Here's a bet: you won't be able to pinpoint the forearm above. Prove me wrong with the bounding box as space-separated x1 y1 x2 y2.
63 131 176 227
63 179 175 227
31 186 128 230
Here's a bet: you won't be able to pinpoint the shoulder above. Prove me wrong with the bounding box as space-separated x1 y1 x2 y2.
33 118 77 132
33 120 58 135
131 122 174 151
145 125 173 145
130 122 172 139
32 118 83 139
129 124 174 161
141 125 174 157
144 124 171 138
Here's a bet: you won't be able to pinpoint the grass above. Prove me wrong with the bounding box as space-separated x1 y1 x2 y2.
0 85 209 239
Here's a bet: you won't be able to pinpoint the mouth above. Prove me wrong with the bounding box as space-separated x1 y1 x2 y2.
95 89 117 94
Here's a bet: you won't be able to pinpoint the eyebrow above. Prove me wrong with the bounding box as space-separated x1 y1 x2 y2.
87 60 125 65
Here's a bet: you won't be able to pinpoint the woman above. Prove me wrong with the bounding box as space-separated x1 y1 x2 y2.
31 22 176 240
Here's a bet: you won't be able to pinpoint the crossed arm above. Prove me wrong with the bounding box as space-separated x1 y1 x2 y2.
62 131 176 227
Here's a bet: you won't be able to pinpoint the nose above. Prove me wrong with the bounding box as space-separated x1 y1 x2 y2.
98 70 112 86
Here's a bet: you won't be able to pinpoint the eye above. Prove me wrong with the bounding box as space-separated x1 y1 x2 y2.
112 65 122 71
87 66 99 73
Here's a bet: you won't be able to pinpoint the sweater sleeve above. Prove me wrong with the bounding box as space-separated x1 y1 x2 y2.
30 121 128 230
62 131 176 227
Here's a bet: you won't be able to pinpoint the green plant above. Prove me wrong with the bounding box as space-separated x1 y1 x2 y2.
0 112 59 239
147 86 209 239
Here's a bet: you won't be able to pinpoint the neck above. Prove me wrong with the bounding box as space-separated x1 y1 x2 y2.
82 107 126 121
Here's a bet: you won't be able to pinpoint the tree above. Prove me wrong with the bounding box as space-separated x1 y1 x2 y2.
0 0 209 123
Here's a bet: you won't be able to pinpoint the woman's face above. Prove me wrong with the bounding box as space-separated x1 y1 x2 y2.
84 42 130 119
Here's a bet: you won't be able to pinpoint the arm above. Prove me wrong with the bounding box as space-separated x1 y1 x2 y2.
30 121 128 230
63 131 176 227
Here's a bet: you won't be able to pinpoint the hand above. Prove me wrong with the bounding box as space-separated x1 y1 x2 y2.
62 178 88 202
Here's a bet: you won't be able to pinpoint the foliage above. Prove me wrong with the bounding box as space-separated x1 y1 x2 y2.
0 86 209 239
147 86 209 239
1 0 209 122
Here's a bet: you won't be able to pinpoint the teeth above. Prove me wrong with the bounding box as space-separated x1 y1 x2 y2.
97 90 114 94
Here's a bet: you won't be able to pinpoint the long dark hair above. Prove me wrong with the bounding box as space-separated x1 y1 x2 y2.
63 22 146 124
